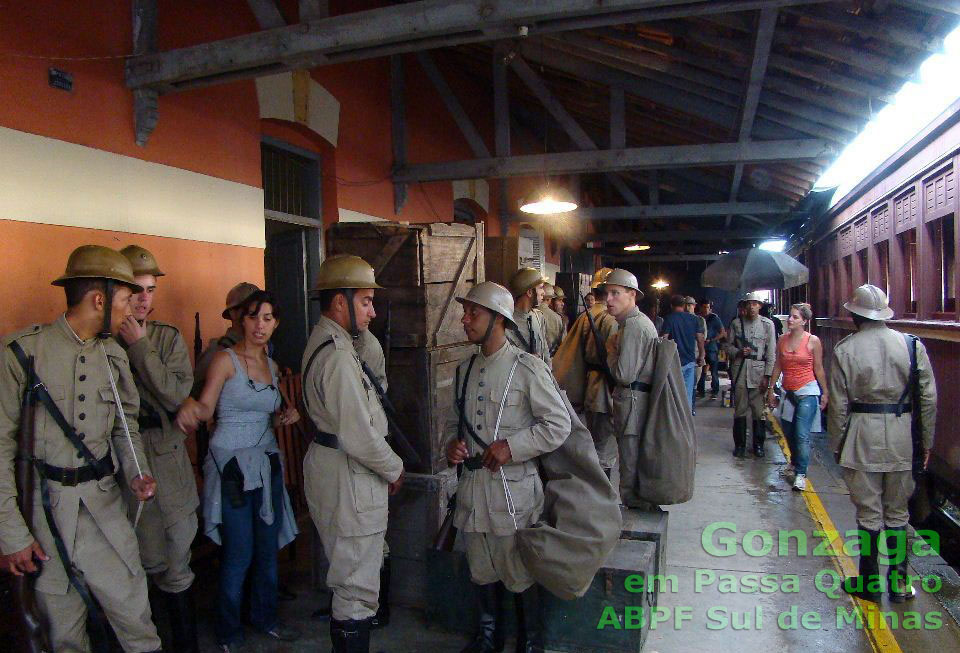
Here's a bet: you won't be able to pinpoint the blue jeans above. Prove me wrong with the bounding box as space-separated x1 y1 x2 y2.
681 362 696 412
216 456 284 645
697 350 720 395
781 395 818 475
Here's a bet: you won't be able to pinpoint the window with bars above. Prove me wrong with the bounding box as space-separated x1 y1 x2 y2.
261 142 320 220
899 229 917 315
929 215 956 315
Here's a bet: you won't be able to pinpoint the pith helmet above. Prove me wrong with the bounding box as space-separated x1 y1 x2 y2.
508 267 548 298
739 291 767 305
684 296 697 305
591 267 613 289
52 245 143 293
457 282 517 328
605 268 643 298
222 282 261 319
314 254 383 292
120 245 165 277
553 286 566 300
542 283 556 300
844 284 894 321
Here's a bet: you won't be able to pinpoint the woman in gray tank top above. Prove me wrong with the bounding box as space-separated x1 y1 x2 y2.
176 291 300 651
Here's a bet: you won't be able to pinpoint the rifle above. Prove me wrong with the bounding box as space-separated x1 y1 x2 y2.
903 335 925 480
434 356 477 552
12 354 52 653
580 295 616 391
193 312 210 465
359 361 422 468
384 300 392 373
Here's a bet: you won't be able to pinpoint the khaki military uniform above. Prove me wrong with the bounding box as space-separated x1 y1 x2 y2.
828 322 937 530
724 316 776 419
0 316 160 652
124 321 199 593
301 317 403 621
447 342 570 592
606 307 658 507
507 308 551 368
192 327 241 397
538 303 566 356
574 305 619 475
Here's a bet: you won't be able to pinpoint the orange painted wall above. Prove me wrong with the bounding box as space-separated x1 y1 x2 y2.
0 220 263 358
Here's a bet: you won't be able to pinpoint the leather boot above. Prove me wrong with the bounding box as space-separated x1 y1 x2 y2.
163 587 199 653
461 582 505 653
370 554 391 629
885 526 916 603
752 419 766 457
732 418 747 458
514 585 545 653
844 527 883 602
330 617 371 653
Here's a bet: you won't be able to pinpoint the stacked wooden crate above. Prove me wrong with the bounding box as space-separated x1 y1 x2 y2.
326 221 483 604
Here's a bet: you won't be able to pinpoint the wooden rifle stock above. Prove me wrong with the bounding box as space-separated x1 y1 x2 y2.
12 355 52 653
433 493 458 552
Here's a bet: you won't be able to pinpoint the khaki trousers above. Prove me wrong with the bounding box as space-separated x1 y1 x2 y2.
135 504 197 593
37 505 160 653
733 373 766 420
463 530 535 593
317 528 386 621
841 468 915 531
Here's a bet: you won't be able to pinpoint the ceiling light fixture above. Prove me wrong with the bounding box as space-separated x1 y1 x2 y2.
520 185 578 215
651 279 669 290
623 243 651 252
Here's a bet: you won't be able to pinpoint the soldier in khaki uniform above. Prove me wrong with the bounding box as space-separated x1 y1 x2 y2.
829 285 937 603
723 292 777 458
301 255 404 652
193 281 261 396
0 245 161 652
119 245 200 652
550 285 569 334
507 267 552 367
446 282 571 653
604 269 659 509
537 284 565 356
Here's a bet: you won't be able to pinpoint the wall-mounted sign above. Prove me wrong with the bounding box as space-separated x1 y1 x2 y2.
48 68 73 92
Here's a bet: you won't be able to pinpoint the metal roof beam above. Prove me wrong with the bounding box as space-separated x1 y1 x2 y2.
606 254 722 262
394 139 837 182
786 5 943 51
581 202 791 220
589 229 770 242
415 52 490 158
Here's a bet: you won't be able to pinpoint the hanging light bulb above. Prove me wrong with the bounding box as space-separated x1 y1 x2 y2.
651 279 669 290
623 243 651 252
520 185 578 215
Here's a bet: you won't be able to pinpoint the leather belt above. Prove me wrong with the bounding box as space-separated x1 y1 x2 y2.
622 381 652 392
850 402 911 415
314 430 340 449
138 414 163 431
42 454 114 487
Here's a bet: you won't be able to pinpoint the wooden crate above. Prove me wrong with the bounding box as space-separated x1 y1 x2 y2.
386 470 459 608
426 539 658 653
386 342 477 474
328 222 484 348
485 235 520 288
620 509 669 581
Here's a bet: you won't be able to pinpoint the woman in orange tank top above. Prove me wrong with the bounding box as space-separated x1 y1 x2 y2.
766 303 828 491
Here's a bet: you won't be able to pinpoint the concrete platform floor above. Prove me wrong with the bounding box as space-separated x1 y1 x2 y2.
189 395 960 652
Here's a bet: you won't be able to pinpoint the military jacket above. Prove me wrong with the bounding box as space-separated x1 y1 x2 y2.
507 307 552 367
125 321 199 521
724 316 777 388
447 342 570 536
301 317 402 536
0 315 151 593
538 303 566 356
828 321 937 472
606 307 659 437
581 304 618 414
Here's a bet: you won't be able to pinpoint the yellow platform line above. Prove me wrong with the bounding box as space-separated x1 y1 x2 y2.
768 415 903 653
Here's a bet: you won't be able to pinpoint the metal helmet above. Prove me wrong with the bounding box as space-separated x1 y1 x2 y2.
844 284 894 321
605 268 643 298
542 283 556 300
314 254 383 292
591 267 613 289
52 245 143 292
684 295 697 306
120 245 165 277
456 281 517 329
222 282 262 319
508 267 548 298
739 290 768 305
553 286 566 300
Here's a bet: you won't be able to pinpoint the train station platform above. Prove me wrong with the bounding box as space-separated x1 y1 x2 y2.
190 396 960 653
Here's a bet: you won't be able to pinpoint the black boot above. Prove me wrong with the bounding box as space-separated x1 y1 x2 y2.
461 582 505 653
162 587 199 653
330 617 371 653
371 554 391 629
844 527 883 602
514 585 544 653
885 526 916 603
752 420 766 457
732 418 747 458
